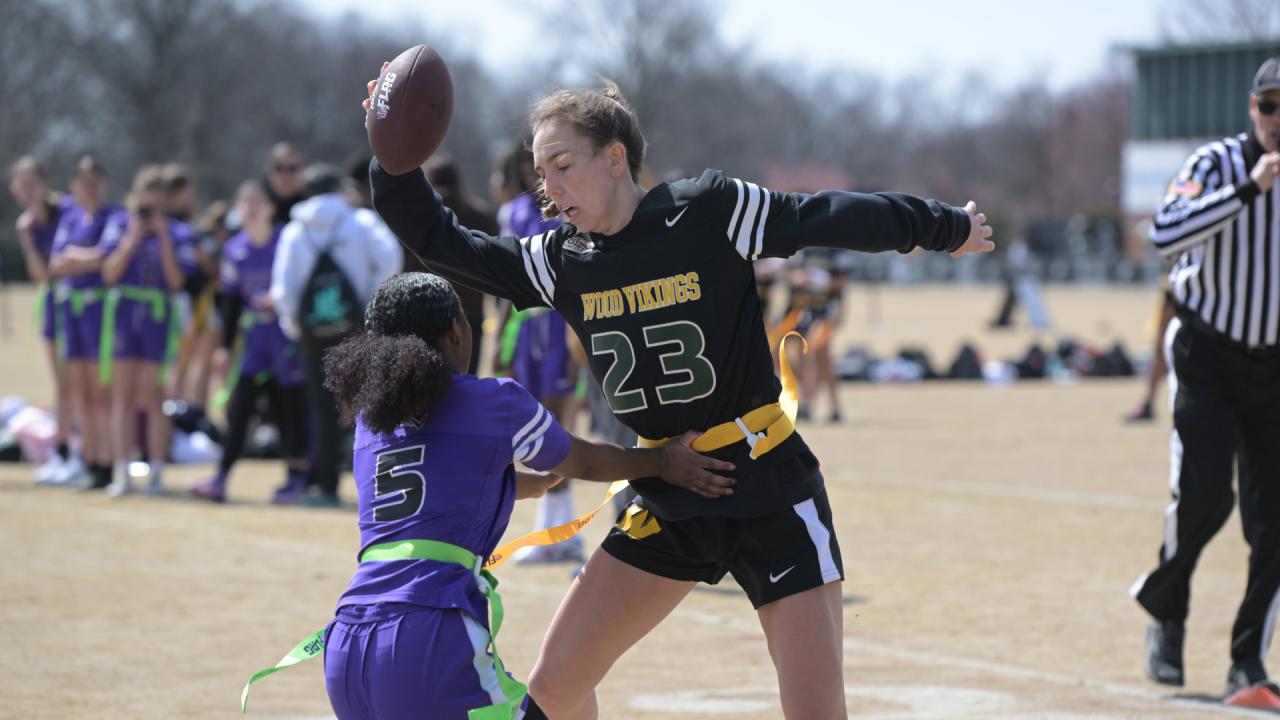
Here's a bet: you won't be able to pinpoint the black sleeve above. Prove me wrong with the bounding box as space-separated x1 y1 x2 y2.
697 170 970 260
369 158 554 310
218 292 241 349
790 191 971 254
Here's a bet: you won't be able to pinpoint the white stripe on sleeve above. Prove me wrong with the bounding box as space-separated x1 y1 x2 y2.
512 405 546 450
515 411 556 463
518 233 555 305
734 182 762 260
752 189 771 261
516 435 545 465
727 179 746 243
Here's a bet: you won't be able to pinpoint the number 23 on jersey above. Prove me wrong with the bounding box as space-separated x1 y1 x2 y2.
591 320 716 413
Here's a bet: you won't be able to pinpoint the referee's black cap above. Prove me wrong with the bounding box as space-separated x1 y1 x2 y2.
1254 58 1280 95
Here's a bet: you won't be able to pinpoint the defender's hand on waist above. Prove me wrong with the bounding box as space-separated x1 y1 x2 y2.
657 430 736 499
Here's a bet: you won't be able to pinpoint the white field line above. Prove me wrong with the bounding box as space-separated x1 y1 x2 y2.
668 606 1271 719
841 638 1272 719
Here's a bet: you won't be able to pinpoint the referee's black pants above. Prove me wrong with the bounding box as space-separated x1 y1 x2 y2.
1133 314 1280 663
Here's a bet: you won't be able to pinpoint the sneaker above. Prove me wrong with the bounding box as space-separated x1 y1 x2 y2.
74 466 112 492
34 454 66 484
106 476 133 498
298 491 340 508
1125 401 1154 423
1225 659 1280 701
828 411 842 424
270 469 309 506
1144 620 1185 687
270 484 306 506
52 455 89 486
143 477 165 497
188 478 226 503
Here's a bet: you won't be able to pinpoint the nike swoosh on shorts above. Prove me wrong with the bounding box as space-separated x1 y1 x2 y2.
769 566 795 583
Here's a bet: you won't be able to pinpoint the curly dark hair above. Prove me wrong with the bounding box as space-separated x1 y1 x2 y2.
323 273 463 435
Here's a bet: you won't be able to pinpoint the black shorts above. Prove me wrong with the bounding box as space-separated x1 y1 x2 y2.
600 487 843 609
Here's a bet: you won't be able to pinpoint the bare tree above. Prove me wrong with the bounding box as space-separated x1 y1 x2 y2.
1 0 1132 280
1160 0 1280 42
0 2 80 164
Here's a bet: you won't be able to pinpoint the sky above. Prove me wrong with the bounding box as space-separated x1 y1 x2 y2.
304 0 1166 92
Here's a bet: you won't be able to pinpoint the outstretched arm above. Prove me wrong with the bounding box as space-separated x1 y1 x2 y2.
545 431 736 500
791 193 992 256
704 171 992 261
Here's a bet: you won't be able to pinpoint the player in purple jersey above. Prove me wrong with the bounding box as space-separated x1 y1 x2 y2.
189 180 310 504
8 156 77 484
99 165 198 496
49 156 123 490
316 272 734 720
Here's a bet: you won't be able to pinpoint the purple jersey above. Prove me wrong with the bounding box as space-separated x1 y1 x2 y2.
220 226 282 322
51 203 125 289
29 196 75 265
99 215 198 288
338 375 570 621
500 193 562 238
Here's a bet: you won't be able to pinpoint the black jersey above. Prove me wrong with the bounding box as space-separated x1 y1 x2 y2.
372 161 970 519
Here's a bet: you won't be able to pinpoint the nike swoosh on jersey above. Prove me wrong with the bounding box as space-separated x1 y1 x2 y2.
665 207 688 227
769 566 795 583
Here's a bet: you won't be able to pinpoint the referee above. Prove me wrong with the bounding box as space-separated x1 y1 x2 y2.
1132 57 1280 703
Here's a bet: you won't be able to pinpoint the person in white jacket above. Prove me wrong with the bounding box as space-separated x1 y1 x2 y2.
271 163 402 506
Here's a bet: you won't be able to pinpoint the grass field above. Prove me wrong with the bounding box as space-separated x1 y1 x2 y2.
0 282 1267 719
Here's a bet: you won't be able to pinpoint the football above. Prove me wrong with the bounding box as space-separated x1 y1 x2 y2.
366 44 453 175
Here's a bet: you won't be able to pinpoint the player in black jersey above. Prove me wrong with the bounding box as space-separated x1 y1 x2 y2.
365 76 992 719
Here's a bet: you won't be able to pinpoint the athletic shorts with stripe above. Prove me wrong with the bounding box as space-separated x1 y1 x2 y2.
600 486 843 609
324 603 532 720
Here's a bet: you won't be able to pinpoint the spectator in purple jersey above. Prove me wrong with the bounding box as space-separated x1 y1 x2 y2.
189 180 310 505
314 272 733 720
9 156 76 484
495 143 583 565
99 165 198 496
49 156 122 490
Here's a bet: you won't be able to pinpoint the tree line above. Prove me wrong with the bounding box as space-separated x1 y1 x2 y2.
1 0 1134 277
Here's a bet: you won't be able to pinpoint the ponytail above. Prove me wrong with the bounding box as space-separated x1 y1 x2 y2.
324 333 453 436
322 272 464 435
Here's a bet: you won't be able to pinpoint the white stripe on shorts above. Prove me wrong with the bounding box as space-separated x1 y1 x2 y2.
793 498 841 584
461 612 516 713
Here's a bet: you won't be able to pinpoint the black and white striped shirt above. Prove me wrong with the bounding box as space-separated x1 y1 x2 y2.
1152 130 1280 347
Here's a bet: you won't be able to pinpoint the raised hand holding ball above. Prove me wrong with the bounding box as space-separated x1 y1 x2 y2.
363 45 453 176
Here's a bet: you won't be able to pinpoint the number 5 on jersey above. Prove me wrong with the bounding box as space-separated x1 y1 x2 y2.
372 446 426 522
591 320 716 413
